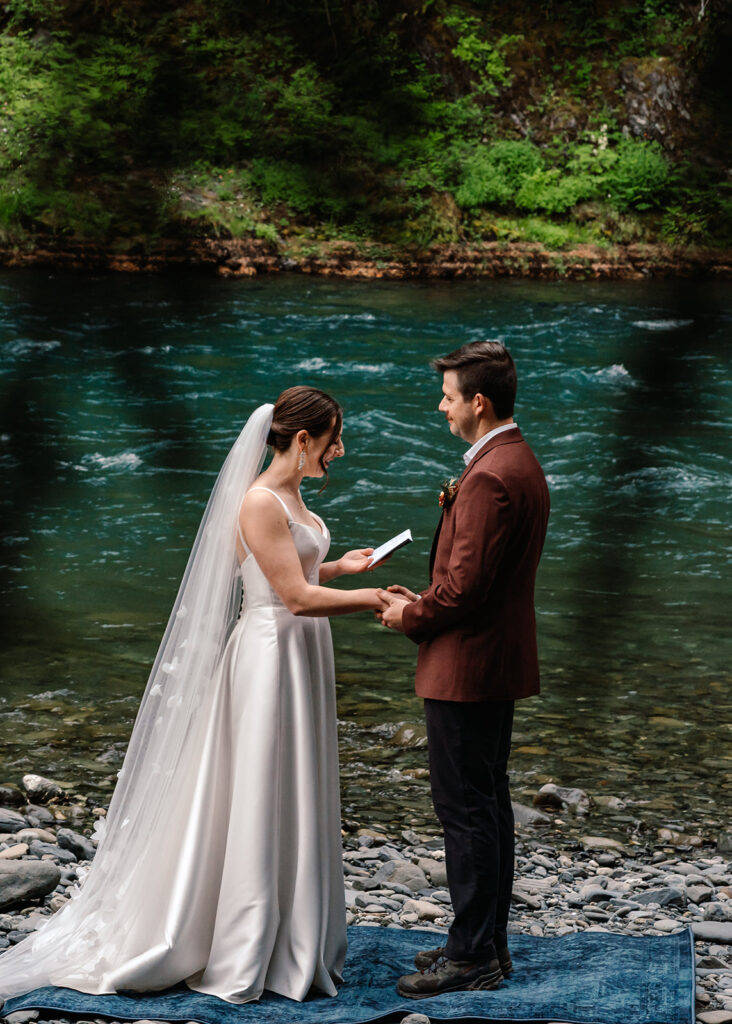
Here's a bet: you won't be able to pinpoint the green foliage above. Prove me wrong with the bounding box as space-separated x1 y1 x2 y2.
444 10 521 95
605 139 672 211
515 168 598 214
456 141 542 209
0 0 724 250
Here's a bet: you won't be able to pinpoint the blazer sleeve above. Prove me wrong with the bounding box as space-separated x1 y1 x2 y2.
401 469 512 644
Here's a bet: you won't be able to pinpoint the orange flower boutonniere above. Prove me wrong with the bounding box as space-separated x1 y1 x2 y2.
439 477 460 508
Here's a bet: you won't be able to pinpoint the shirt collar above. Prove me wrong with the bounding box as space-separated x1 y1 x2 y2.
463 422 518 466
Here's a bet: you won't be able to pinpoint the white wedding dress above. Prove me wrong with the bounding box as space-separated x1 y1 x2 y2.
186 488 347 1001
0 486 346 1004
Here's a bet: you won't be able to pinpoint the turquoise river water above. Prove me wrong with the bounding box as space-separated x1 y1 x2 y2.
0 271 730 844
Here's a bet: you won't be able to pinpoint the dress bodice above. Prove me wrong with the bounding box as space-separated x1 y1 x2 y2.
239 489 330 610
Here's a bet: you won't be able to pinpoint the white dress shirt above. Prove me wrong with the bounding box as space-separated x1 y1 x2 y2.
463 422 518 466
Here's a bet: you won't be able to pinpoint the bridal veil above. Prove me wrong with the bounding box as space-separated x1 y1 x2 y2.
0 403 275 999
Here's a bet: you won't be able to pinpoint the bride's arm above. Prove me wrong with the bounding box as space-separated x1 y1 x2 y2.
240 493 385 616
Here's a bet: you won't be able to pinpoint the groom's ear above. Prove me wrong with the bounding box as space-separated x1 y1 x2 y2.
473 392 491 417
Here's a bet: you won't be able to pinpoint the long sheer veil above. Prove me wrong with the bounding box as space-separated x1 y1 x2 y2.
0 403 275 999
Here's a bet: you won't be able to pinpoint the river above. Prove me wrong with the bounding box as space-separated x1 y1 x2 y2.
1 271 730 844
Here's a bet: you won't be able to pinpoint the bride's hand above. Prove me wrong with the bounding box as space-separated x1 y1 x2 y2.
338 548 375 575
386 584 418 602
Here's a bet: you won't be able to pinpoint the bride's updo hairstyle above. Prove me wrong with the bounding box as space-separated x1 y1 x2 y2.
268 386 343 487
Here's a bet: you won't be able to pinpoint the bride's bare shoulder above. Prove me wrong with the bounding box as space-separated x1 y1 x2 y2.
240 485 288 522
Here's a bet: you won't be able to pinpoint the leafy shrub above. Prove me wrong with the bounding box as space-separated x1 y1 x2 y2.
606 139 671 211
456 140 542 210
515 169 598 214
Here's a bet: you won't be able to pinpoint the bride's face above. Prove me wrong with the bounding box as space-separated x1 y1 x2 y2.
307 421 345 477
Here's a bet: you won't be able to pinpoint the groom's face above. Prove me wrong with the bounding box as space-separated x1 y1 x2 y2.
439 370 477 443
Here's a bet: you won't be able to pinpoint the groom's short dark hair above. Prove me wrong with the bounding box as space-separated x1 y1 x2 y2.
432 341 517 419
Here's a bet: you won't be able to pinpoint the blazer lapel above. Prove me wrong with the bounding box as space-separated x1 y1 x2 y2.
428 513 443 579
428 429 522 579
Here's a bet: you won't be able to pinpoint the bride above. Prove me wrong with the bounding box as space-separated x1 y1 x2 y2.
0 386 387 1004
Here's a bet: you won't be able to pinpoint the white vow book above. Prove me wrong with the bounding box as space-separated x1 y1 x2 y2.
368 529 413 568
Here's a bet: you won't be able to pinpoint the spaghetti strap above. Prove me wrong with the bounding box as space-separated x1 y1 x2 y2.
247 486 293 521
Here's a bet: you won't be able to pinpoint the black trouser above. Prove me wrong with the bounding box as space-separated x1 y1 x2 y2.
424 697 515 963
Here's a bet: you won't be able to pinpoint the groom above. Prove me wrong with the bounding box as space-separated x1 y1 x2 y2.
379 340 550 999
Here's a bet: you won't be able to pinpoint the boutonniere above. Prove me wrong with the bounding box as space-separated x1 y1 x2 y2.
439 477 459 508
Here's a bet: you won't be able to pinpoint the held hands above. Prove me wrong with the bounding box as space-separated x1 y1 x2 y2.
374 587 413 632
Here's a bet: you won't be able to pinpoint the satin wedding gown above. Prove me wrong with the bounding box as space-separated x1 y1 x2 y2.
0 487 346 1004
187 488 347 1001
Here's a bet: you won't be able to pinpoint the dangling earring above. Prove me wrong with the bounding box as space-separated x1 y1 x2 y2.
297 449 306 471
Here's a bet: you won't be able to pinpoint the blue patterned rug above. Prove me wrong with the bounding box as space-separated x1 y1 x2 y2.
3 924 694 1024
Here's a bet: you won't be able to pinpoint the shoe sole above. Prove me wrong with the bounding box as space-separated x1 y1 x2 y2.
397 966 503 1000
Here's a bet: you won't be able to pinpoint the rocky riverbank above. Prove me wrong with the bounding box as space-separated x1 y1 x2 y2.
1 238 731 281
0 772 731 1023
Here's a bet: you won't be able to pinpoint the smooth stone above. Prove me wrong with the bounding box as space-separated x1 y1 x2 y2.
28 841 77 864
592 794 627 811
3 1012 40 1023
0 808 28 834
0 861 61 911
403 898 448 921
22 774 64 803
0 843 29 860
0 785 25 808
401 1015 431 1024
357 828 387 843
717 833 732 854
15 827 57 844
534 784 591 816
697 1012 732 1024
634 886 686 908
692 922 732 943
55 828 97 862
512 802 552 827
688 884 714 904
654 918 684 932
657 827 702 847
704 901 732 922
390 723 427 748
371 860 429 893
418 857 448 887
579 886 610 903
581 836 625 852
22 805 55 827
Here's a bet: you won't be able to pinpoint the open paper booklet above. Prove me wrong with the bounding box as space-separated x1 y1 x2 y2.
368 529 413 568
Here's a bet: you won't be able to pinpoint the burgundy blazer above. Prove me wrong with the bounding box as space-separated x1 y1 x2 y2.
401 427 550 702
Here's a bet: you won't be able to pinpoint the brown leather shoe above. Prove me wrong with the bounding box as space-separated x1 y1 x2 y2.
414 944 513 976
397 954 503 999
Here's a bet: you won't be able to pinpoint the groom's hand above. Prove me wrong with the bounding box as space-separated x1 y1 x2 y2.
377 590 408 632
386 584 418 602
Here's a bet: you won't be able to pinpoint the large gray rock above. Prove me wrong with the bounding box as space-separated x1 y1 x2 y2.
371 860 429 893
0 785 25 808
580 836 625 852
534 784 591 816
691 921 732 943
28 841 76 864
703 901 732 922
0 808 27 834
56 828 96 861
417 857 447 888
512 802 552 827
0 861 61 910
22 774 64 803
633 887 686 908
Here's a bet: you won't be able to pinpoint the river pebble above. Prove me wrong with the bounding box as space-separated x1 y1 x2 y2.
0 776 730 1023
